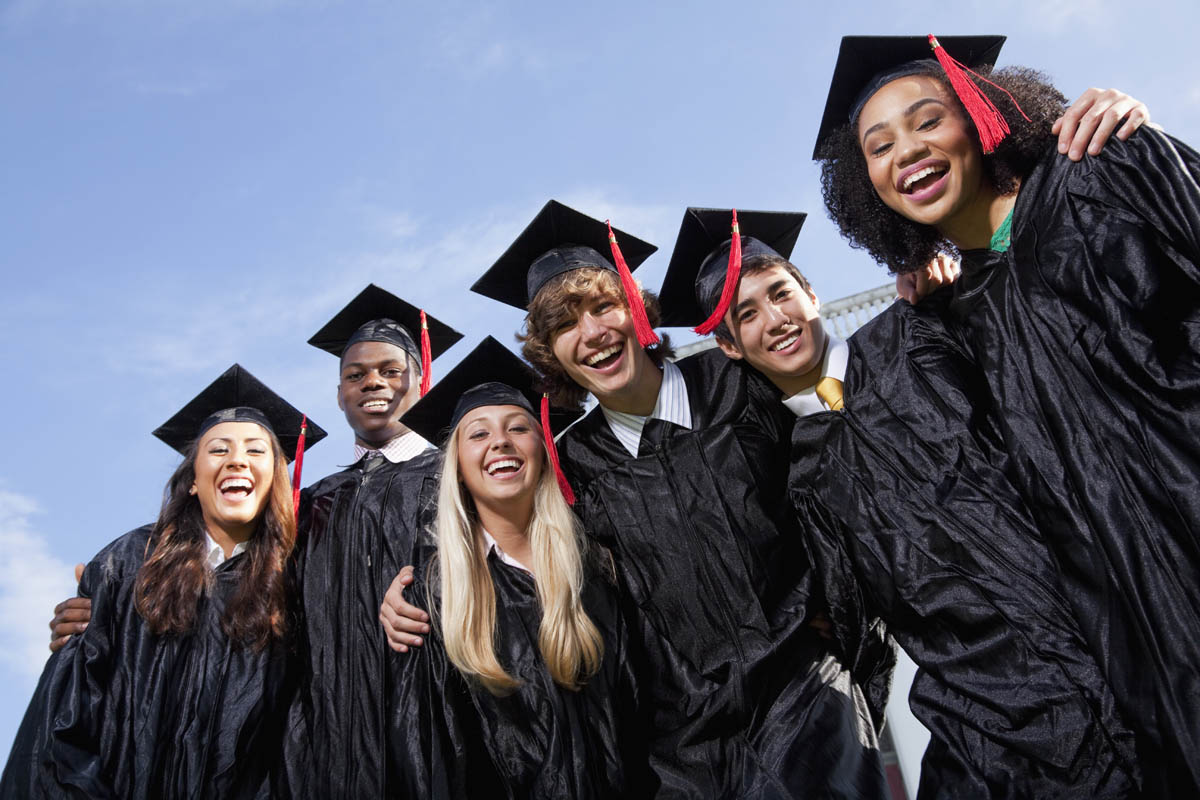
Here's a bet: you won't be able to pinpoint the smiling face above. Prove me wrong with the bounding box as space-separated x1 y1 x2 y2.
857 74 992 239
192 421 276 540
549 288 655 410
716 263 827 395
337 340 420 447
455 405 545 510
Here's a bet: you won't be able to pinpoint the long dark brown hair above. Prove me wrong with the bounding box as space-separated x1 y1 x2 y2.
133 427 296 650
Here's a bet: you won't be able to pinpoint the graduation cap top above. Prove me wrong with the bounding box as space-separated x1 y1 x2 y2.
307 284 462 363
152 364 327 463
658 208 807 329
400 336 583 447
812 35 1007 159
471 200 658 311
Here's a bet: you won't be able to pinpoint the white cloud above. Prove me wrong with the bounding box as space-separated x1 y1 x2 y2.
0 490 76 680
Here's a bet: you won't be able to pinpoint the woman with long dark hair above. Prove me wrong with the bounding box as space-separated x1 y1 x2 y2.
815 35 1200 797
0 364 324 799
389 337 650 799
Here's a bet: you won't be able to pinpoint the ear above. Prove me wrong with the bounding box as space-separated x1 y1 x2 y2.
189 483 198 496
809 289 821 311
715 337 745 362
336 383 345 412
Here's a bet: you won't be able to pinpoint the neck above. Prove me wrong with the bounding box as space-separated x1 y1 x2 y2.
355 427 411 451
475 497 534 568
596 349 663 416
938 182 1019 251
205 521 254 559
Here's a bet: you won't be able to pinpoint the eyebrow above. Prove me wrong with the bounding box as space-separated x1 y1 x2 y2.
341 358 406 371
732 279 792 316
860 97 946 145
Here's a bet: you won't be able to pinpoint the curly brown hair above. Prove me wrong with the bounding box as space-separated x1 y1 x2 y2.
519 267 673 408
134 428 297 650
819 64 1067 274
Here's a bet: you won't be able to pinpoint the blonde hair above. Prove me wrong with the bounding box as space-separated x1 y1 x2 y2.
431 418 603 695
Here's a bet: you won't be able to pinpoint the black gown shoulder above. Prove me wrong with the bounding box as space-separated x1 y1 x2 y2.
946 130 1200 797
284 448 442 799
391 541 652 799
557 347 891 799
1 525 291 800
789 300 1141 798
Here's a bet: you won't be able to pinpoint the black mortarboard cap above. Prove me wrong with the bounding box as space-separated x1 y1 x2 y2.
307 284 463 362
152 364 327 462
813 35 1006 159
471 200 657 310
658 208 807 328
400 337 583 447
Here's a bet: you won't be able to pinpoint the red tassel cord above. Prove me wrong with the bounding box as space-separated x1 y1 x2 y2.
928 34 1030 154
292 415 308 519
541 394 576 505
693 209 743 335
607 221 661 348
419 310 433 397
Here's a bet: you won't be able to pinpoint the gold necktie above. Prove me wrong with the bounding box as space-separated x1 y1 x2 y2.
815 376 845 412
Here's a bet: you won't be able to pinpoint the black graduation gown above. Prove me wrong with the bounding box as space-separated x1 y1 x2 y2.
0 525 291 800
556 348 892 800
944 130 1200 797
391 544 652 798
284 448 440 798
787 302 1141 799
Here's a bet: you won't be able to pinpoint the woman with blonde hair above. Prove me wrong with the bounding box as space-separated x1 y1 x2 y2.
391 336 650 798
0 365 324 799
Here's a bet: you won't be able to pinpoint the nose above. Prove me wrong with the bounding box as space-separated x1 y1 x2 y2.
763 302 790 331
578 312 605 341
894 127 927 168
362 369 386 390
226 446 250 468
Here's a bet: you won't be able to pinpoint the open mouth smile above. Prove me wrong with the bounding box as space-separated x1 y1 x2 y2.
770 332 801 353
485 458 525 478
219 476 254 500
583 344 623 369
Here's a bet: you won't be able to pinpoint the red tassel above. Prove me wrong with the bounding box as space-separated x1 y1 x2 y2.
419 310 433 397
928 34 1029 154
540 394 576 505
607 221 660 348
693 209 742 335
292 415 308 519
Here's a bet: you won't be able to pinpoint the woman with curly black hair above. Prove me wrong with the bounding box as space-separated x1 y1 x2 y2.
816 35 1200 798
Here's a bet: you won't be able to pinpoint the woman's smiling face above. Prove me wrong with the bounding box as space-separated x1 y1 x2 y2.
857 73 987 235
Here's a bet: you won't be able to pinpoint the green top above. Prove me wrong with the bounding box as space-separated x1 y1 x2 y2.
989 208 1014 253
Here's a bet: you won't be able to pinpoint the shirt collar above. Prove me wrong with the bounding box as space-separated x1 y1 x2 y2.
204 532 248 569
782 334 849 419
600 359 693 457
481 529 533 575
352 430 431 464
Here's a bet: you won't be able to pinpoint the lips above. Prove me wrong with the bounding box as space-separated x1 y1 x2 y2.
485 457 524 477
583 343 623 368
218 476 254 499
359 397 392 413
897 158 948 194
769 332 801 353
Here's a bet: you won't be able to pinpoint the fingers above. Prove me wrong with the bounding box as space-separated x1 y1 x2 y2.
1057 88 1150 161
895 273 919 304
73 563 84 583
379 606 423 653
379 565 430 654
51 596 90 622
50 635 72 653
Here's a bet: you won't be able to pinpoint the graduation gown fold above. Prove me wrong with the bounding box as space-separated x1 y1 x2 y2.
556 348 892 799
945 130 1200 797
0 525 291 800
390 543 653 799
284 449 440 798
788 300 1140 799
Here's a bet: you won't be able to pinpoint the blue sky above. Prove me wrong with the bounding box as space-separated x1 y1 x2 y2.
1 0 1198 784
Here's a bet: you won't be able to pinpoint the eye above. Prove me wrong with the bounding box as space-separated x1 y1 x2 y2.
382 368 403 378
468 429 489 441
917 114 942 131
509 424 531 434
343 371 363 382
776 288 792 300
596 301 614 314
869 141 893 157
208 445 229 455
247 447 267 456
555 318 577 333
738 308 757 323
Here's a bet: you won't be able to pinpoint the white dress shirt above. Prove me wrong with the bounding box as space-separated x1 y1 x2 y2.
352 430 431 464
204 532 248 569
600 360 694 457
782 335 849 419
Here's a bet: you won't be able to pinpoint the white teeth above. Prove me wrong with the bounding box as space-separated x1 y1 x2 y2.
486 459 522 475
220 477 252 491
903 165 944 192
362 399 389 409
584 345 622 366
770 334 800 352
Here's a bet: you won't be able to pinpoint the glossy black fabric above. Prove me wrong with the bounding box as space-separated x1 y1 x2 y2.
283 449 440 798
0 525 290 799
556 348 892 799
788 301 1141 799
391 542 652 798
942 130 1200 797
